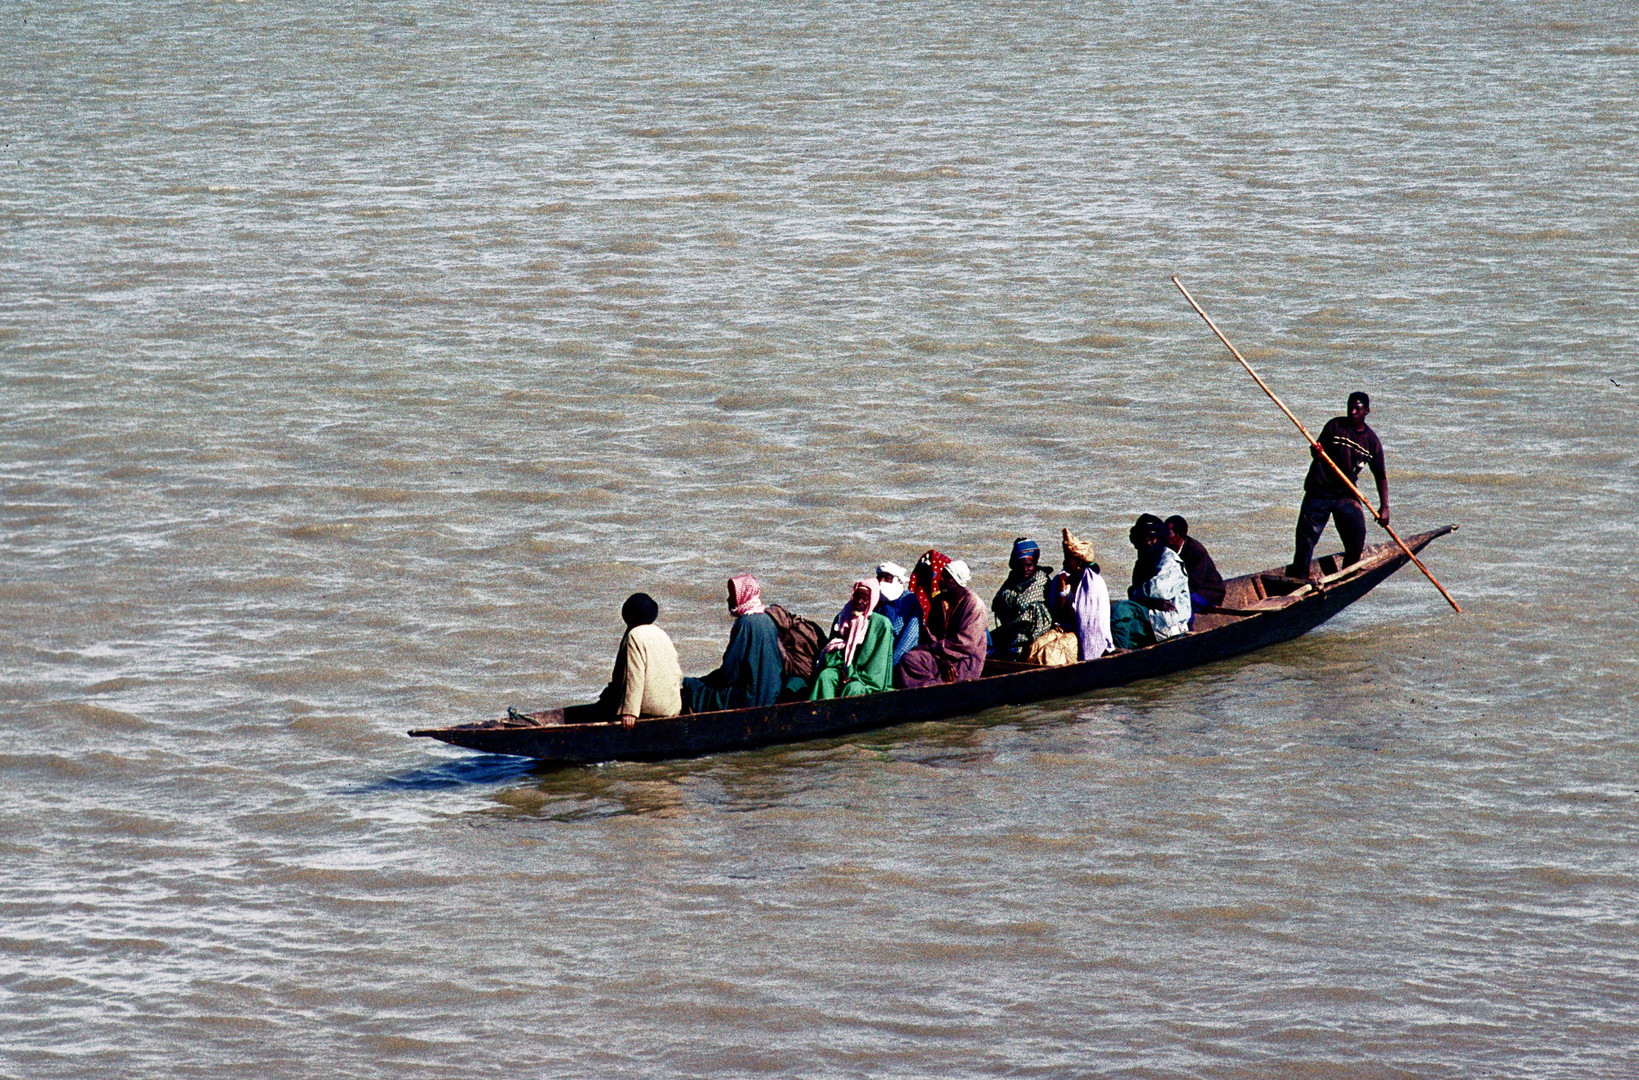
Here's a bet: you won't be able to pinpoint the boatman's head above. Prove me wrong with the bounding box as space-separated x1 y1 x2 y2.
1347 391 1370 423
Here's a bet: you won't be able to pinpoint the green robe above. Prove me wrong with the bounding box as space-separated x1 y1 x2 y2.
809 613 894 700
682 611 783 713
1109 599 1154 650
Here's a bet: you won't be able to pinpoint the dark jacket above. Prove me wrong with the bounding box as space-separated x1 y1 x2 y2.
1178 536 1227 608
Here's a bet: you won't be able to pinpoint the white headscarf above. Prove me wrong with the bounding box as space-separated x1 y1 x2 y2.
946 559 972 588
875 562 908 601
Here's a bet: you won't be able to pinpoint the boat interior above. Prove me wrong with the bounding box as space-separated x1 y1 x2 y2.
470 547 1380 723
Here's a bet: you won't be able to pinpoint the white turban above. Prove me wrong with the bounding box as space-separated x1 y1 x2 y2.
876 561 909 601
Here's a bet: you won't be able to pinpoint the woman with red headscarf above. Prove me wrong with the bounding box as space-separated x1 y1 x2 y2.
899 554 988 689
681 574 784 714
907 549 950 628
810 580 895 700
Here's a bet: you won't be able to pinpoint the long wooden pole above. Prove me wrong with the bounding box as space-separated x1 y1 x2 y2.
1171 275 1461 613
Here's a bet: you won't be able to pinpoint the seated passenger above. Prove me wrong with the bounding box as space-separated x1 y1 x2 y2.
871 561 923 669
1128 513 1167 592
681 574 784 714
1165 515 1227 614
811 580 895 699
595 592 683 729
907 549 949 632
837 562 921 669
991 538 1055 661
1111 517 1192 648
1046 528 1113 661
899 556 988 689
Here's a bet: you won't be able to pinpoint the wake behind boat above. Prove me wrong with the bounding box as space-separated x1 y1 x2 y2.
409 526 1455 765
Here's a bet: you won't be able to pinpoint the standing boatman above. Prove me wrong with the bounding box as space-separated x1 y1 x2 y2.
1287 391 1389 580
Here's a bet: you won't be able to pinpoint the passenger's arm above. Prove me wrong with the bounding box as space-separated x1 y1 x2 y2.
1129 581 1175 612
618 636 647 727
892 612 920 666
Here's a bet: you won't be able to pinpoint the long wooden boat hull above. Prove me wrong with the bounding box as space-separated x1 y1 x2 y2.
410 526 1455 764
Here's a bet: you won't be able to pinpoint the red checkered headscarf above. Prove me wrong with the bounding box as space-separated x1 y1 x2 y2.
909 549 950 625
727 574 766 617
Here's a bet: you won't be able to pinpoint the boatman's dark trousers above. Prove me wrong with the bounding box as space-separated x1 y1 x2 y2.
1291 493 1367 575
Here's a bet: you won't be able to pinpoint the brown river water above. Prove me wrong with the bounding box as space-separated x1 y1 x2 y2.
4 2 1637 1077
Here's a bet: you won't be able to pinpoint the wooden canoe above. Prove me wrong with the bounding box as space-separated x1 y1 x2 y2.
409 525 1455 764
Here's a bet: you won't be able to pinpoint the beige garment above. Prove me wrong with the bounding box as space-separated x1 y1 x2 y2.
619 623 683 718
1025 626 1079 667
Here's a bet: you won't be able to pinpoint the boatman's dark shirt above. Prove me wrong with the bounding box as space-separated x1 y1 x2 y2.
1304 417 1385 499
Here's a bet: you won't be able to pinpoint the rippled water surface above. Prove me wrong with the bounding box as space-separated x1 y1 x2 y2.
4 1 1637 1077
